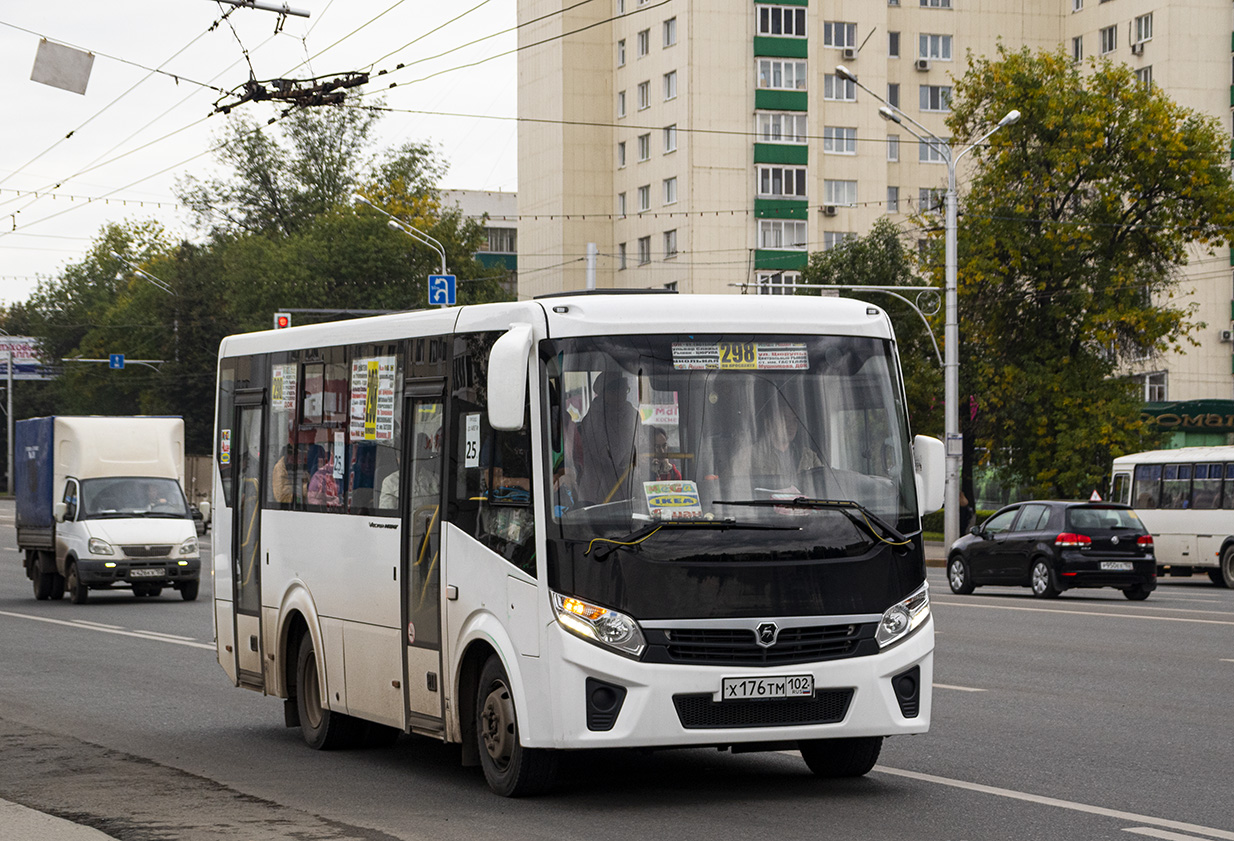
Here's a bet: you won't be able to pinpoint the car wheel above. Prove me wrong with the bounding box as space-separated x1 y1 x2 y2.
295 633 364 750
1123 584 1151 601
1218 546 1234 589
1030 559 1059 599
66 562 89 604
180 580 200 601
799 736 884 778
476 654 556 797
947 555 975 595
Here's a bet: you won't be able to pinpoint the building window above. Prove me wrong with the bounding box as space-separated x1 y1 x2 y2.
919 84 951 112
664 229 678 259
1136 66 1153 87
758 5 807 37
757 112 808 144
663 70 678 100
1143 372 1167 402
617 39 626 66
618 192 627 217
1135 13 1153 44
663 124 677 152
887 186 900 212
887 134 900 161
919 33 952 61
1071 36 1082 62
637 81 650 109
758 59 808 90
756 271 801 295
824 179 857 206
618 242 627 270
920 0 950 7
758 219 808 249
823 126 857 154
637 236 651 265
887 83 900 108
889 31 900 58
1072 0 1083 10
823 231 857 250
758 165 808 198
823 22 858 49
663 17 677 47
617 0 624 13
824 73 856 101
663 176 677 205
919 187 946 212
637 29 650 57
919 137 948 163
617 141 626 168
1100 25 1116 55
638 184 650 212
485 228 517 253
618 91 626 117
638 133 651 161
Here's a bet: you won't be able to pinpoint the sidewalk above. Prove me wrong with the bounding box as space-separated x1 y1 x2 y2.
924 539 946 567
0 799 117 841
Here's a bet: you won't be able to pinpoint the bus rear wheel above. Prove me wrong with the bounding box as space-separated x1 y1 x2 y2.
295 634 363 750
1216 546 1234 588
475 655 556 797
799 736 883 778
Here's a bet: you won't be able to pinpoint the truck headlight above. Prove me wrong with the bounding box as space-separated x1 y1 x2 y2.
179 538 198 556
876 582 930 648
551 591 645 658
88 537 115 556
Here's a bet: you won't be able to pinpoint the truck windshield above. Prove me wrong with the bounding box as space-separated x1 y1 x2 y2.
80 477 190 519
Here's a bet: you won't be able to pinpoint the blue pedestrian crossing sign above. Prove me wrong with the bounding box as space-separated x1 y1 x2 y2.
428 274 456 307
109 354 125 370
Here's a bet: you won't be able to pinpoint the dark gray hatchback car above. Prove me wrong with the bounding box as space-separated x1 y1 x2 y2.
947 501 1157 600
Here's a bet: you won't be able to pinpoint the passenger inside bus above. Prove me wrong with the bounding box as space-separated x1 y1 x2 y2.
576 371 643 504
732 393 823 494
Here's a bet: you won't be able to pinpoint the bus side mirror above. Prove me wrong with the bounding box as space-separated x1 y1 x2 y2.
913 435 945 516
488 322 534 431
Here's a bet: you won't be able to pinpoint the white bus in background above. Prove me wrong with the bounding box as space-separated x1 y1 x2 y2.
1110 446 1234 587
211 292 944 796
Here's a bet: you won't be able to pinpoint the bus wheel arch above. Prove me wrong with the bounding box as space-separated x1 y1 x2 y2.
456 640 497 768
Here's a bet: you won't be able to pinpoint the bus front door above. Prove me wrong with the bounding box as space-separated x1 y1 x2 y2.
232 395 266 690
403 385 446 733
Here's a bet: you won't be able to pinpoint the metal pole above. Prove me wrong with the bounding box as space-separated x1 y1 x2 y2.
586 243 598 290
943 159 961 552
5 350 12 498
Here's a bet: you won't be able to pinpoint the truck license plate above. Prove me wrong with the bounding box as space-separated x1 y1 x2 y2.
130 568 164 578
1100 561 1133 571
722 675 814 700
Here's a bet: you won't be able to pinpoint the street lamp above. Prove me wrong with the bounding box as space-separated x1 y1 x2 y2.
110 251 179 363
835 64 1019 550
351 194 448 277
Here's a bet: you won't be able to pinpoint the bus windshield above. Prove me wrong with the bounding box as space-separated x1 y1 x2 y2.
543 333 918 565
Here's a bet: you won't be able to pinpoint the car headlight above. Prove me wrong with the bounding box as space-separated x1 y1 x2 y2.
179 538 198 556
551 591 645 658
88 537 115 556
876 582 930 648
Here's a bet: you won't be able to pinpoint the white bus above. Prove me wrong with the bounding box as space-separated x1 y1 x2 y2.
211 292 944 796
1110 446 1234 587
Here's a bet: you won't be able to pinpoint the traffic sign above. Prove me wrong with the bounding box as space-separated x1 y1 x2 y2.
109 354 125 370
428 274 456 307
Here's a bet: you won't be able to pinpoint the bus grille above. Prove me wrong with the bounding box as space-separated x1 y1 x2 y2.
646 623 877 666
672 689 854 729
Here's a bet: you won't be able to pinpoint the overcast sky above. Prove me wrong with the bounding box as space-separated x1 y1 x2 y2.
0 0 519 305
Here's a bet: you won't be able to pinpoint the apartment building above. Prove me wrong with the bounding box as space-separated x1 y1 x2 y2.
516 0 1234 405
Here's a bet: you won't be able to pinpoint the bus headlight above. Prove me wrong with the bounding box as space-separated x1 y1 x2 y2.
88 537 115 556
551 591 646 658
876 582 930 648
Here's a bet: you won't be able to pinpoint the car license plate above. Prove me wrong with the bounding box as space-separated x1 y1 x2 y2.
722 675 814 700
129 568 164 578
1100 561 1133 571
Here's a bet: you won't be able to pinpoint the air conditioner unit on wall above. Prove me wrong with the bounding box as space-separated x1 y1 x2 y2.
842 47 857 61
1131 41 1144 55
915 58 930 72
1220 328 1233 343
822 205 838 217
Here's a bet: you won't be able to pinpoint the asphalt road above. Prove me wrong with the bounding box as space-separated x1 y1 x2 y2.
0 498 1230 841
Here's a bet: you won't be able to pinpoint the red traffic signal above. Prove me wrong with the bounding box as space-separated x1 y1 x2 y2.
273 312 291 329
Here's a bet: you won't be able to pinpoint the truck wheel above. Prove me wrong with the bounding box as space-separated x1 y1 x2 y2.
66 562 89 605
49 573 65 601
180 580 200 601
32 564 54 600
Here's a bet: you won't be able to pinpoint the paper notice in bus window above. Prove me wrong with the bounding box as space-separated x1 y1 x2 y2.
671 342 809 371
464 413 481 468
348 356 396 440
271 364 297 412
220 429 231 465
644 480 702 520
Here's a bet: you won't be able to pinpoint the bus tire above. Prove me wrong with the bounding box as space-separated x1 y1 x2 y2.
1218 546 1234 589
799 736 883 778
1030 559 1059 599
66 562 89 604
295 634 363 750
947 555 975 595
475 654 556 797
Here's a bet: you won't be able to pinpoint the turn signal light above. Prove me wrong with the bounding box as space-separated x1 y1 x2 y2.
1054 533 1092 548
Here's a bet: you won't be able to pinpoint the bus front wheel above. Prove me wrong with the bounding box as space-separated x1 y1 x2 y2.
295 634 363 750
475 655 556 797
799 736 883 777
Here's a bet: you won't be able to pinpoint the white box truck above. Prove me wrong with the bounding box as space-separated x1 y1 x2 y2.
15 416 206 603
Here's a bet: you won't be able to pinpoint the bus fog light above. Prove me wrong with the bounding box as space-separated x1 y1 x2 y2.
552 591 645 658
876 582 930 648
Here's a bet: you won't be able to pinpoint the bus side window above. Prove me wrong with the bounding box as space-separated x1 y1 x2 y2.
1224 464 1234 510
1111 472 1131 506
1133 464 1162 508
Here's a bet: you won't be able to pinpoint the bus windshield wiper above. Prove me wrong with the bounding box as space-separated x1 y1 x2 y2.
583 518 800 558
713 497 912 545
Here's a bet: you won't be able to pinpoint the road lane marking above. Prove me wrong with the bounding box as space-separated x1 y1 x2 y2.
133 630 197 641
931 599 1234 627
70 620 125 630
875 767 1234 840
0 610 213 650
1124 828 1228 841
1221 659 1234 664
933 683 986 692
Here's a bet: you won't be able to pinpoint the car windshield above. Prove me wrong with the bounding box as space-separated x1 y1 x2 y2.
542 333 918 545
80 477 189 519
1066 506 1142 531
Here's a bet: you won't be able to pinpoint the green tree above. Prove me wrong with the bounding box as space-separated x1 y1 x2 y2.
936 46 1234 497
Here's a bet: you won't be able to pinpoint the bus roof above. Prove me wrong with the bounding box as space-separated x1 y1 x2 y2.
1112 445 1234 466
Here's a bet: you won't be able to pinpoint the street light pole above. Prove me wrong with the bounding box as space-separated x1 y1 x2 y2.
835 65 1018 550
352 194 448 277
110 252 178 362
